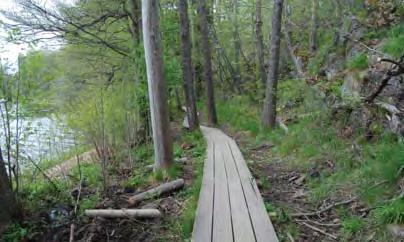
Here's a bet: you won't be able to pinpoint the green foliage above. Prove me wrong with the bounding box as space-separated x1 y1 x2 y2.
347 54 369 70
70 163 103 188
373 199 404 224
342 216 365 236
383 36 404 58
2 223 28 242
78 195 99 215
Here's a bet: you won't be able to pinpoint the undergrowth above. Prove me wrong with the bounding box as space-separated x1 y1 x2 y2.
217 79 404 240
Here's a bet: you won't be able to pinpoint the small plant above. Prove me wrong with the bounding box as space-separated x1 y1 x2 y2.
347 54 369 70
373 199 404 225
383 36 404 58
2 223 28 242
342 216 364 236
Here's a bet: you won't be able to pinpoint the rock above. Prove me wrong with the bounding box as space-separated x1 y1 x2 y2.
387 224 404 238
49 205 72 227
342 70 368 98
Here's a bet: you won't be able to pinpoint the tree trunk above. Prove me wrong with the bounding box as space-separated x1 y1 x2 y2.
0 146 16 232
309 0 318 53
128 0 141 44
333 0 343 46
141 0 173 169
233 0 242 90
284 4 305 79
128 178 185 205
179 0 199 131
198 0 218 125
85 209 161 218
262 0 283 129
255 0 266 85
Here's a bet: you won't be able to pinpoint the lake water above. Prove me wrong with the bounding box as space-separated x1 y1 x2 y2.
0 114 75 167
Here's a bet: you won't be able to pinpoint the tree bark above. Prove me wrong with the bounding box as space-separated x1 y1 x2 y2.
262 0 284 129
233 0 242 89
128 0 141 44
309 0 318 53
198 0 218 125
0 146 16 232
141 0 173 169
284 4 305 79
128 179 184 205
255 0 266 85
179 0 199 131
85 209 161 218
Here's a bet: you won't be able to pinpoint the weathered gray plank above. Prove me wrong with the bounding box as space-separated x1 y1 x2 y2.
227 139 279 242
212 133 233 242
193 126 278 242
222 139 256 242
192 127 215 242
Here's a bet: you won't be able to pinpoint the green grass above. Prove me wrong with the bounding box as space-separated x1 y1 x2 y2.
217 79 403 239
342 216 365 237
383 24 404 58
373 199 404 225
347 54 369 70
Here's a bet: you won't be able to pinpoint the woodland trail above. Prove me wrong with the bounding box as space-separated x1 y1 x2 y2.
192 126 278 242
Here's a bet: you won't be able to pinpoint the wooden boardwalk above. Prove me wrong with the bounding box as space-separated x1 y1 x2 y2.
192 126 278 242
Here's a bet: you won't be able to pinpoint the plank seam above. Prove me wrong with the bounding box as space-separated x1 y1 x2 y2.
210 141 215 242
227 142 258 242
222 149 236 242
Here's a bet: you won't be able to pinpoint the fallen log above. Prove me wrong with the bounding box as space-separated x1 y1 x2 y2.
84 209 161 218
128 179 185 205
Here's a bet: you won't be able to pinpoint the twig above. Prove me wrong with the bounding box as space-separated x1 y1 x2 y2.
291 196 357 217
27 156 59 192
287 232 295 242
292 180 388 217
299 222 338 240
366 55 404 103
294 219 341 227
69 223 75 242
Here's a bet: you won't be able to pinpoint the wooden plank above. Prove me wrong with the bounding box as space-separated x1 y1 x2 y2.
211 133 233 242
192 127 215 242
227 139 279 242
222 137 256 242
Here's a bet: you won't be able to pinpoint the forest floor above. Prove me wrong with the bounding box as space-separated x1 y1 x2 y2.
2 120 206 242
224 127 362 242
222 123 400 242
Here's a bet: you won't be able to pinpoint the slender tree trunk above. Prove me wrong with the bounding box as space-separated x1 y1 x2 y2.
142 0 173 169
284 4 305 79
0 146 16 233
309 0 318 53
262 0 283 129
233 0 242 88
255 0 266 85
198 0 218 125
179 0 199 131
128 0 141 44
333 0 343 46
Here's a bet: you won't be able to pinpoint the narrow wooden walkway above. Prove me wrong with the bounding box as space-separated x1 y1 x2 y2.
192 126 278 242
